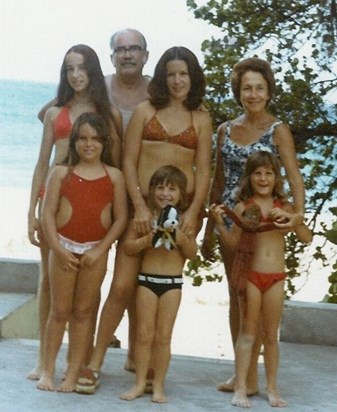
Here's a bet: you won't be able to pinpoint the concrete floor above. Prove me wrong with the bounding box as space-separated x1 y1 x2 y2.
0 338 336 412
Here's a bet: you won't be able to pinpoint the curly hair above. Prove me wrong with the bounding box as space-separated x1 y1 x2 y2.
231 57 275 107
237 151 286 203
148 165 188 212
148 46 206 110
67 112 114 166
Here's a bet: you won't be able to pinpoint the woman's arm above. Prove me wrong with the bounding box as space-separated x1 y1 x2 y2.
111 105 123 138
180 110 213 234
37 97 57 123
176 229 197 260
124 226 153 256
201 123 226 261
274 123 305 227
123 102 153 234
109 107 123 169
28 108 56 246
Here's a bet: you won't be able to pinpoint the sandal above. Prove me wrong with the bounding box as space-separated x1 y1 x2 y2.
75 368 100 395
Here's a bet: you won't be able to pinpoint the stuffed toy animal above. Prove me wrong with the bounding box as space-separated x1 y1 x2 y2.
152 205 179 250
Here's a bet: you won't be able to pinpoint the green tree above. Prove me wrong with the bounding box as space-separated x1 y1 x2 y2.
186 0 337 300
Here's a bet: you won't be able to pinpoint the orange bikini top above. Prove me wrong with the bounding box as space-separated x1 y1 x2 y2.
142 113 198 150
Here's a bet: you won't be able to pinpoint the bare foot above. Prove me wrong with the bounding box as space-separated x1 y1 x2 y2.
57 377 76 393
152 390 168 403
267 390 288 407
144 368 154 394
232 389 252 408
37 374 54 391
119 385 144 401
124 358 135 372
27 365 43 380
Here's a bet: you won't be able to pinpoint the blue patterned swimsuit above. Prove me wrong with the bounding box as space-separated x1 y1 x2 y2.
221 120 282 227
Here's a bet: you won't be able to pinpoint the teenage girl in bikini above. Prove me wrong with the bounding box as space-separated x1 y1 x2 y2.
210 151 312 408
36 112 127 392
119 165 197 403
27 44 122 381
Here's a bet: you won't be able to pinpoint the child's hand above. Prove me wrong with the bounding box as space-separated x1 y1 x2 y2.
80 248 104 267
179 209 196 237
56 248 79 272
144 231 154 248
209 203 225 226
269 207 290 223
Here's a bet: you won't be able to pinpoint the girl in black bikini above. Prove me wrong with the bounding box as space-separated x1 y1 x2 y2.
120 165 197 404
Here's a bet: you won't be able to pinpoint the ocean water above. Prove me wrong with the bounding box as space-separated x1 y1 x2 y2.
0 79 57 189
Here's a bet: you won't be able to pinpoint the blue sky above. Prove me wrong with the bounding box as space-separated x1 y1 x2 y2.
1 0 220 83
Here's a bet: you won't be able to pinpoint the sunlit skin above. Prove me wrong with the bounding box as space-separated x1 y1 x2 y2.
250 166 276 199
74 124 103 163
153 182 181 212
65 52 90 95
166 60 191 102
240 71 270 113
112 31 148 80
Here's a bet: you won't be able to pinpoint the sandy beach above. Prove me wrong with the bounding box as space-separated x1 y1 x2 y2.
0 186 331 360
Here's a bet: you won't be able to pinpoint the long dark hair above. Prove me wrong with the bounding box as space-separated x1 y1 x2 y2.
56 44 113 124
67 112 113 166
148 46 206 110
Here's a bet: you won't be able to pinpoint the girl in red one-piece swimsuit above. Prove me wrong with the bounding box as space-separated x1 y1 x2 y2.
37 112 127 393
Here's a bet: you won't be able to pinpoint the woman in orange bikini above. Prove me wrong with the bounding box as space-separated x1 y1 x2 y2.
77 46 212 394
27 44 122 380
36 112 127 392
210 151 312 408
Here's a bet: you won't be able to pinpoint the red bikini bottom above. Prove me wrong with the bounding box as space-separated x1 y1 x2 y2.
247 270 286 293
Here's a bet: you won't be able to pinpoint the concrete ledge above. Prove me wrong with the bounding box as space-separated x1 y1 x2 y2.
280 300 337 346
0 258 40 293
0 293 38 339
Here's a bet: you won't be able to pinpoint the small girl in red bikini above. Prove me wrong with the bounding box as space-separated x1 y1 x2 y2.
210 150 312 408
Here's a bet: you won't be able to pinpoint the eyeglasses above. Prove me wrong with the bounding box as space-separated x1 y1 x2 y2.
113 45 144 55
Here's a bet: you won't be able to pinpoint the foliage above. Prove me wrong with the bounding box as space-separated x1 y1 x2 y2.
185 0 337 299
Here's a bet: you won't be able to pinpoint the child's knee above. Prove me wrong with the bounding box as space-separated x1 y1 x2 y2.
137 327 154 346
238 333 255 349
50 307 71 323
